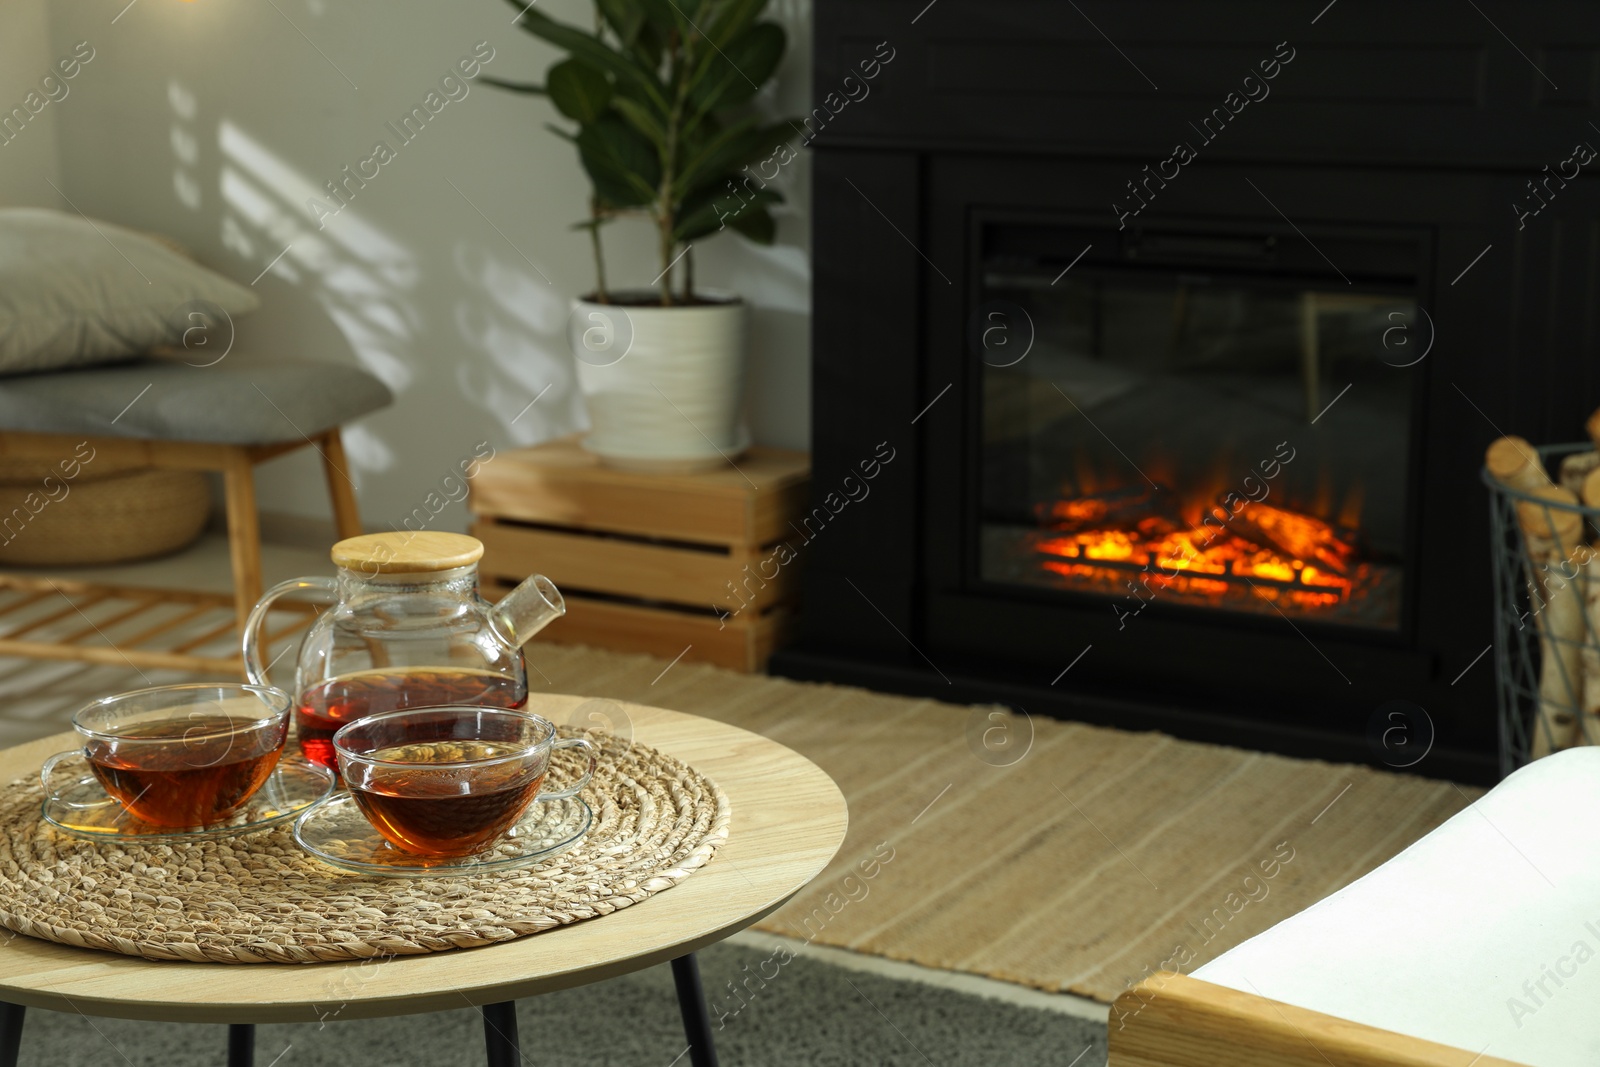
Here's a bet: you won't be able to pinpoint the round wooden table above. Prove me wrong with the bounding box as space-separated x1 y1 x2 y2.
0 696 849 1066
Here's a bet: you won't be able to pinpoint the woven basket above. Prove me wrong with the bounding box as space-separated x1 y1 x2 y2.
0 468 210 566
1484 441 1600 774
0 455 147 484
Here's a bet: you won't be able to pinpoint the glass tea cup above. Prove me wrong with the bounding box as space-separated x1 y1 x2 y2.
332 706 597 859
41 684 294 828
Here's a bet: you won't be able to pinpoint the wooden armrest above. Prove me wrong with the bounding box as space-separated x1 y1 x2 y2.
1109 973 1529 1067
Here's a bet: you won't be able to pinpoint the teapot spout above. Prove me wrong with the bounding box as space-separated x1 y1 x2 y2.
489 574 566 649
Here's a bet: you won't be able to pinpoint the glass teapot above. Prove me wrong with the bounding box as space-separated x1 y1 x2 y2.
242 532 564 769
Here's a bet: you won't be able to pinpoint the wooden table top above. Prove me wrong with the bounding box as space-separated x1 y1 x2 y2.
0 696 848 1023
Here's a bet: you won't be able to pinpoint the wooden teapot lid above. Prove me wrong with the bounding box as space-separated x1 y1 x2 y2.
330 532 484 573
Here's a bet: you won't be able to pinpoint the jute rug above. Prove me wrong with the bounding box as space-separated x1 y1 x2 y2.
533 643 1481 1005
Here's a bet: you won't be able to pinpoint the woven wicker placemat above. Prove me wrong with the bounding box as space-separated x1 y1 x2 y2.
0 730 728 964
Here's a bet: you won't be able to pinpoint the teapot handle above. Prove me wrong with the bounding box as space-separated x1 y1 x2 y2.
244 577 337 687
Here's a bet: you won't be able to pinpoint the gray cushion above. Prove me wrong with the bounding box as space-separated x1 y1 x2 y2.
0 208 260 374
0 357 393 444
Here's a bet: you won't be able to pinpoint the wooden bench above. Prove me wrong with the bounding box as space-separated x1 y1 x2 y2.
0 354 389 674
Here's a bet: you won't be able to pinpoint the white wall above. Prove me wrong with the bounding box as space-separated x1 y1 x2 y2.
0 0 65 207
43 0 811 533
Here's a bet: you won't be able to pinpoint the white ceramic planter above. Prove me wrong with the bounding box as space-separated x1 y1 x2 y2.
569 289 748 473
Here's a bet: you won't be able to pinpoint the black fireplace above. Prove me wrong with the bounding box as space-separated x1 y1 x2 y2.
974 217 1420 633
774 0 1600 782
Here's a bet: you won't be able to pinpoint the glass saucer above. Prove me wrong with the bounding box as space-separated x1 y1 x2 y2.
41 755 335 842
292 793 592 877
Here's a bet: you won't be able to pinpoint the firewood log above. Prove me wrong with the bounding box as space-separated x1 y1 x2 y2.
1486 436 1552 493
1574 542 1600 745
1585 467 1600 510
1228 508 1352 577
1536 552 1588 754
1516 485 1583 587
1516 486 1585 756
1581 468 1600 545
1560 451 1600 497
1038 486 1166 532
1577 476 1600 741
1579 475 1600 539
1585 406 1600 451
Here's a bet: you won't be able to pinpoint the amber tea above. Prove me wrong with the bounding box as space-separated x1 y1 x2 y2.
296 668 528 770
84 715 287 828
334 706 593 861
348 738 545 857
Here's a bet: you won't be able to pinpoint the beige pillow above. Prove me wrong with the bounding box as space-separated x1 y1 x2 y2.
0 207 259 374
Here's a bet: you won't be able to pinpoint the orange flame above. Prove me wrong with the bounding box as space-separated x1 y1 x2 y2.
1035 496 1357 610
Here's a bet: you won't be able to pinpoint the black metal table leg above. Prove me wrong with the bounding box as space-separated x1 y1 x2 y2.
481 1001 521 1067
227 1022 254 1067
0 1003 22 1067
670 954 719 1067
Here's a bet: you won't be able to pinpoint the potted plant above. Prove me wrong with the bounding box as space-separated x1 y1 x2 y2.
488 0 797 471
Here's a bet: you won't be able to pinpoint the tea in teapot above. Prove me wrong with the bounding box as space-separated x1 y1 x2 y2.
243 532 564 769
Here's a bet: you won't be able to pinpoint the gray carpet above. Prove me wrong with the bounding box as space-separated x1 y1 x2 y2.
14 941 1107 1066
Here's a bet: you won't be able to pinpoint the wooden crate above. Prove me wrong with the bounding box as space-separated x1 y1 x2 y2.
471 435 811 672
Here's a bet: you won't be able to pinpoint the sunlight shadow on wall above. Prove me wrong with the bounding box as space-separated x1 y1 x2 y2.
215 119 423 473
168 79 202 211
452 240 584 445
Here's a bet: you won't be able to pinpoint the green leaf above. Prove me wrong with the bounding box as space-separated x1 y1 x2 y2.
673 185 780 243
610 94 668 152
675 119 798 201
634 0 686 37
687 22 786 117
478 75 546 95
595 0 645 44
547 59 612 123
596 0 683 39
673 214 722 244
611 65 672 140
675 115 757 189
576 113 661 207
629 24 665 72
703 0 768 49
728 205 777 244
594 0 668 68
673 189 733 242
507 3 669 113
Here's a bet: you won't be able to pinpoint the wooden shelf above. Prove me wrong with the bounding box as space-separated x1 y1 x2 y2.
0 573 317 677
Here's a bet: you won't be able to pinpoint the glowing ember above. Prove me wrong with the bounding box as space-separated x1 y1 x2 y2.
1034 497 1358 610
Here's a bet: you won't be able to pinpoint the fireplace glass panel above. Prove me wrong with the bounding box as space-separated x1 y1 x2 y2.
977 230 1416 632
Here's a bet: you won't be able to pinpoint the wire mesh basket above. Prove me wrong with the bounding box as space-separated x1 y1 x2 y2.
1485 441 1600 776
